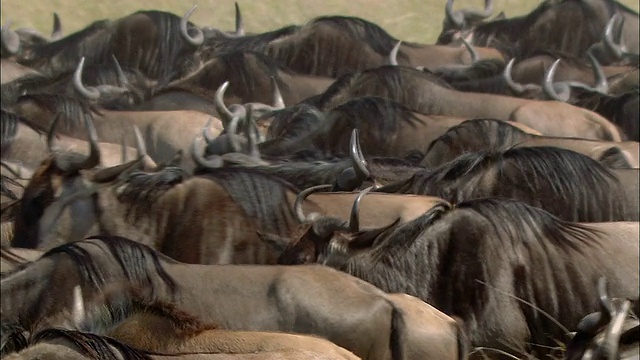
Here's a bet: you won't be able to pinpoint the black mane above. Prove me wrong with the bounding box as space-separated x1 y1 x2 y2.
308 16 407 56
196 168 301 235
339 197 605 353
385 146 629 222
41 236 177 296
422 118 532 166
116 166 189 223
15 93 100 130
315 66 453 112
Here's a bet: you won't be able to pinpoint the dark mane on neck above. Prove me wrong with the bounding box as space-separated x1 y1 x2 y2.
196 168 301 235
456 198 602 252
116 166 189 223
15 93 101 129
308 16 406 56
39 236 177 296
398 146 629 222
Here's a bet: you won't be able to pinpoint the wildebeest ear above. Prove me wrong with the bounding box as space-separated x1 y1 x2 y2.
256 231 291 252
598 147 632 169
494 11 506 20
347 217 401 250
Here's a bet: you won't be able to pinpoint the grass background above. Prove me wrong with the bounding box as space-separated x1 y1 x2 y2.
2 0 638 45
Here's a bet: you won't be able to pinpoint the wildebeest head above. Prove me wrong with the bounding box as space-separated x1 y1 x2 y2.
0 14 62 59
504 52 610 101
72 57 130 104
437 0 637 60
12 112 101 249
269 185 399 265
440 0 494 39
565 277 639 360
214 79 285 130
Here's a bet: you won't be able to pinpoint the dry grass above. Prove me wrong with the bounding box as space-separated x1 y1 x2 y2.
1 0 637 44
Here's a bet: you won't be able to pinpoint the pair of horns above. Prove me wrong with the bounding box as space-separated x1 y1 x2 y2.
445 0 494 30
181 3 245 46
73 56 129 101
504 53 608 101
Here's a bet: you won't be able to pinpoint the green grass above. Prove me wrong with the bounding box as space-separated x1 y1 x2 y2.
2 0 638 45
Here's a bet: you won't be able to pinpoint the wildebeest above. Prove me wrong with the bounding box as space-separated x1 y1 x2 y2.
312 65 622 141
6 6 206 81
1 108 151 171
160 51 334 112
276 195 639 357
437 0 639 59
0 235 466 360
202 14 505 78
378 146 639 222
420 118 639 168
10 93 223 169
11 146 330 264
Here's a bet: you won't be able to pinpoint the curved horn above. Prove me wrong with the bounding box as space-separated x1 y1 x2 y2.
587 51 609 94
596 299 630 360
50 112 101 172
180 5 204 47
1 21 20 55
461 37 479 63
71 285 85 327
111 55 129 87
73 57 100 100
294 184 333 224
597 277 615 319
503 58 524 94
215 81 235 127
234 2 245 36
78 112 101 170
271 77 285 109
132 125 147 159
228 115 242 153
249 120 262 159
350 129 370 180
348 186 374 233
445 0 465 29
51 12 63 40
460 0 494 21
244 113 261 159
389 41 402 66
191 136 223 169
542 59 570 102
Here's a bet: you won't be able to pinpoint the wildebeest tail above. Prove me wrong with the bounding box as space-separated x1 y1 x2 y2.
389 303 406 360
452 316 470 360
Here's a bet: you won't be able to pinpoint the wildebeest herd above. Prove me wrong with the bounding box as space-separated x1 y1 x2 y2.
1 0 639 359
